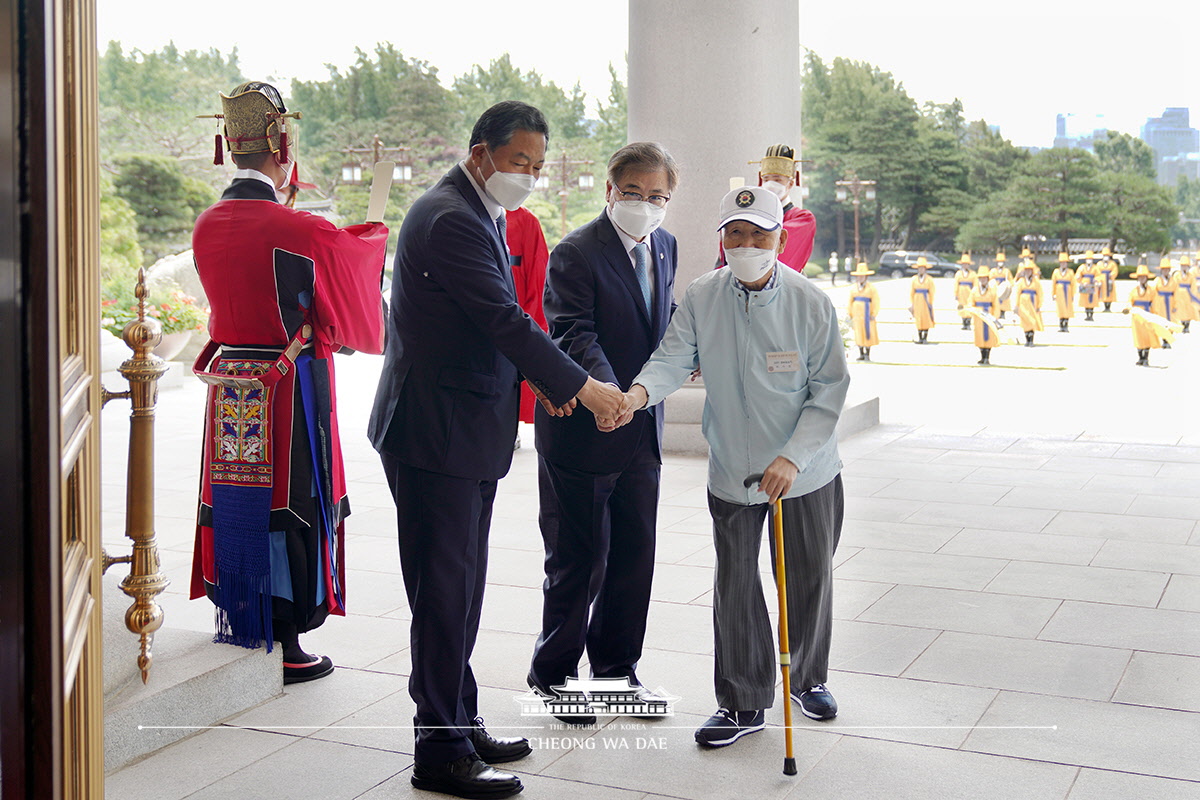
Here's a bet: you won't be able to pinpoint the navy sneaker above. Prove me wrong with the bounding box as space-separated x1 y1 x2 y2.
791 683 838 720
694 708 765 747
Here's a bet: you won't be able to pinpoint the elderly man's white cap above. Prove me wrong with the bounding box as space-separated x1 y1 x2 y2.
718 185 783 232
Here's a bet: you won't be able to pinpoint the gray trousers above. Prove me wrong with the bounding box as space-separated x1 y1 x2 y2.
707 475 843 711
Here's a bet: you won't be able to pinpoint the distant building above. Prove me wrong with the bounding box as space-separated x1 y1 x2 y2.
1053 113 1109 152
1142 108 1200 185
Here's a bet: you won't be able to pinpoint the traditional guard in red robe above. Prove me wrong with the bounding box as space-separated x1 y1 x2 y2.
189 82 388 684
505 206 550 427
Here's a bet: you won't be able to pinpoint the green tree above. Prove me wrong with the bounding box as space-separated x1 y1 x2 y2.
1013 148 1104 252
1097 171 1177 253
99 41 245 169
962 119 1029 201
110 154 216 264
452 53 590 143
592 62 628 166
99 171 144 298
1093 130 1156 180
1172 176 1200 245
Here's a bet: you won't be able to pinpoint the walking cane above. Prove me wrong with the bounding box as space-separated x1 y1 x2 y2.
745 473 798 776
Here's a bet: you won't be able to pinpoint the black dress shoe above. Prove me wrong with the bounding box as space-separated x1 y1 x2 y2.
526 673 596 725
282 654 334 685
470 716 531 764
411 753 522 799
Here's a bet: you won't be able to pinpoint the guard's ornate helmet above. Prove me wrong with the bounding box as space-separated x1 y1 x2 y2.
202 81 301 165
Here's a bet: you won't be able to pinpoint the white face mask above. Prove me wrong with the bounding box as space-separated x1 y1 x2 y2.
610 199 666 240
275 159 295 203
762 180 790 203
725 247 776 284
483 149 536 211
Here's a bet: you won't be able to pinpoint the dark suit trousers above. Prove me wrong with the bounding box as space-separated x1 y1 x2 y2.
381 452 496 765
530 455 659 687
706 475 844 711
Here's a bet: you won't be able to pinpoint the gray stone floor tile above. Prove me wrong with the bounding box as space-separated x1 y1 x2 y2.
1115 442 1200 464
182 736 410 800
345 505 401 539
356 770 651 800
984 561 1169 607
840 473 896 496
650 563 717 604
228 666 405 734
963 690 1200 782
1160 574 1200 612
1156 462 1200 479
903 501 1056 533
842 457 978 483
1192 521 1200 545
654 531 711 565
1036 455 1156 474
104 728 297 800
1127 492 1200 521
870 478 1012 506
811 671 998 748
485 546 546 590
787 735 1077 800
1067 768 1200 799
1043 510 1194 544
477 584 542 635
1091 539 1200 576
347 535 405 575
537 723 838 800
902 631 1130 701
996 486 1134 515
829 621 939 677
1083 471 1197 499
1002 438 1121 458
939 529 1104 566
1112 651 1200 713
659 510 715 536
856 585 1061 638
486 516 543 552
852 444 945 464
896 433 1018 452
834 548 1005 591
831 579 894 620
960 465 1089 490
1038 600 1200 657
842 496 925 523
345 568 410 618
303 613 411 670
840 519 962 553
932 450 1052 469
642 600 715 655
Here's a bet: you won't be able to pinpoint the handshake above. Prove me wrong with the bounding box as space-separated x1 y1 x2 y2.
531 378 649 433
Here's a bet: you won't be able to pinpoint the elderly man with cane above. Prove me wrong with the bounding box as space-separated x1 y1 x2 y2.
605 185 849 755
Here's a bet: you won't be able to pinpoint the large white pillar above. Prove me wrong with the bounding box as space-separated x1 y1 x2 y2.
628 0 801 293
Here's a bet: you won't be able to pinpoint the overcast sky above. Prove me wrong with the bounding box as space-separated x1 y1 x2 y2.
98 0 1197 150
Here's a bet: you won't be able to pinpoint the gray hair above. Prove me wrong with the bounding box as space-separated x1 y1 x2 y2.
607 142 679 192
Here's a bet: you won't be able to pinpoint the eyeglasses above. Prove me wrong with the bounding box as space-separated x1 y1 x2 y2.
614 187 671 208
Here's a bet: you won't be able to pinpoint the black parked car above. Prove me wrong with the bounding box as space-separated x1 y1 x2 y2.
877 251 959 279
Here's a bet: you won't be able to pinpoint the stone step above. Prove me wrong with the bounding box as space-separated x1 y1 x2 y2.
103 573 281 773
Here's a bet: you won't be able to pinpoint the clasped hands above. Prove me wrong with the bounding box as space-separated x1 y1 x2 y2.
528 379 646 433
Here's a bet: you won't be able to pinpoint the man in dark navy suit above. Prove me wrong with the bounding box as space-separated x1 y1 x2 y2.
528 143 680 723
368 101 623 800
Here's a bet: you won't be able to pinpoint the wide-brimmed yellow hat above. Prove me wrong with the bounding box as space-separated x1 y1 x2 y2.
1181 255 1192 266
995 250 1007 263
1058 252 1070 262
1133 264 1152 278
1020 247 1033 258
958 253 973 265
1084 250 1095 260
1017 259 1036 273
851 263 874 276
1102 246 1112 256
914 256 930 269
1159 256 1172 269
976 266 992 279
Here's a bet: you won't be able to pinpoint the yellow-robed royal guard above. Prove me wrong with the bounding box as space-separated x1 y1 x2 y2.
1152 257 1179 348
847 263 879 361
964 266 1001 364
1175 255 1198 333
993 250 1013 318
1099 246 1119 311
909 256 936 343
1076 250 1101 321
1052 252 1076 332
1014 259 1043 346
954 253 975 329
1124 264 1179 366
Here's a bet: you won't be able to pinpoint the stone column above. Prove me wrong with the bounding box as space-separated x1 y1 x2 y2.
628 0 801 293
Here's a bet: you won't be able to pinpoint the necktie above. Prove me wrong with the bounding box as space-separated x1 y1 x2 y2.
495 213 507 250
633 242 652 315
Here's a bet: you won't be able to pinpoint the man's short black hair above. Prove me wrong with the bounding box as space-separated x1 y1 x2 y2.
469 101 550 150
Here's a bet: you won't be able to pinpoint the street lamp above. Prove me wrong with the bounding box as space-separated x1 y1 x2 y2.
342 135 412 186
834 175 876 263
538 149 596 237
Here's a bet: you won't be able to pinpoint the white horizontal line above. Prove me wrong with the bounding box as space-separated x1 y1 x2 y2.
137 724 1059 732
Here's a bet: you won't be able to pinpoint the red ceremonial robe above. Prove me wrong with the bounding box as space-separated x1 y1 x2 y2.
506 207 550 423
189 174 387 649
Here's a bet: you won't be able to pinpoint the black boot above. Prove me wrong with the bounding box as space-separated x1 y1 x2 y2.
1025 331 1034 347
1184 321 1191 334
977 348 987 365
857 347 866 361
1063 320 1069 332
962 319 971 330
1085 308 1093 321
999 311 1006 320
1136 349 1149 366
864 347 871 361
919 330 928 343
1104 303 1112 312
1163 340 1171 349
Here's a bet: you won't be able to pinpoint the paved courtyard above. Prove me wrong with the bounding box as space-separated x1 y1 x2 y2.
103 277 1199 799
